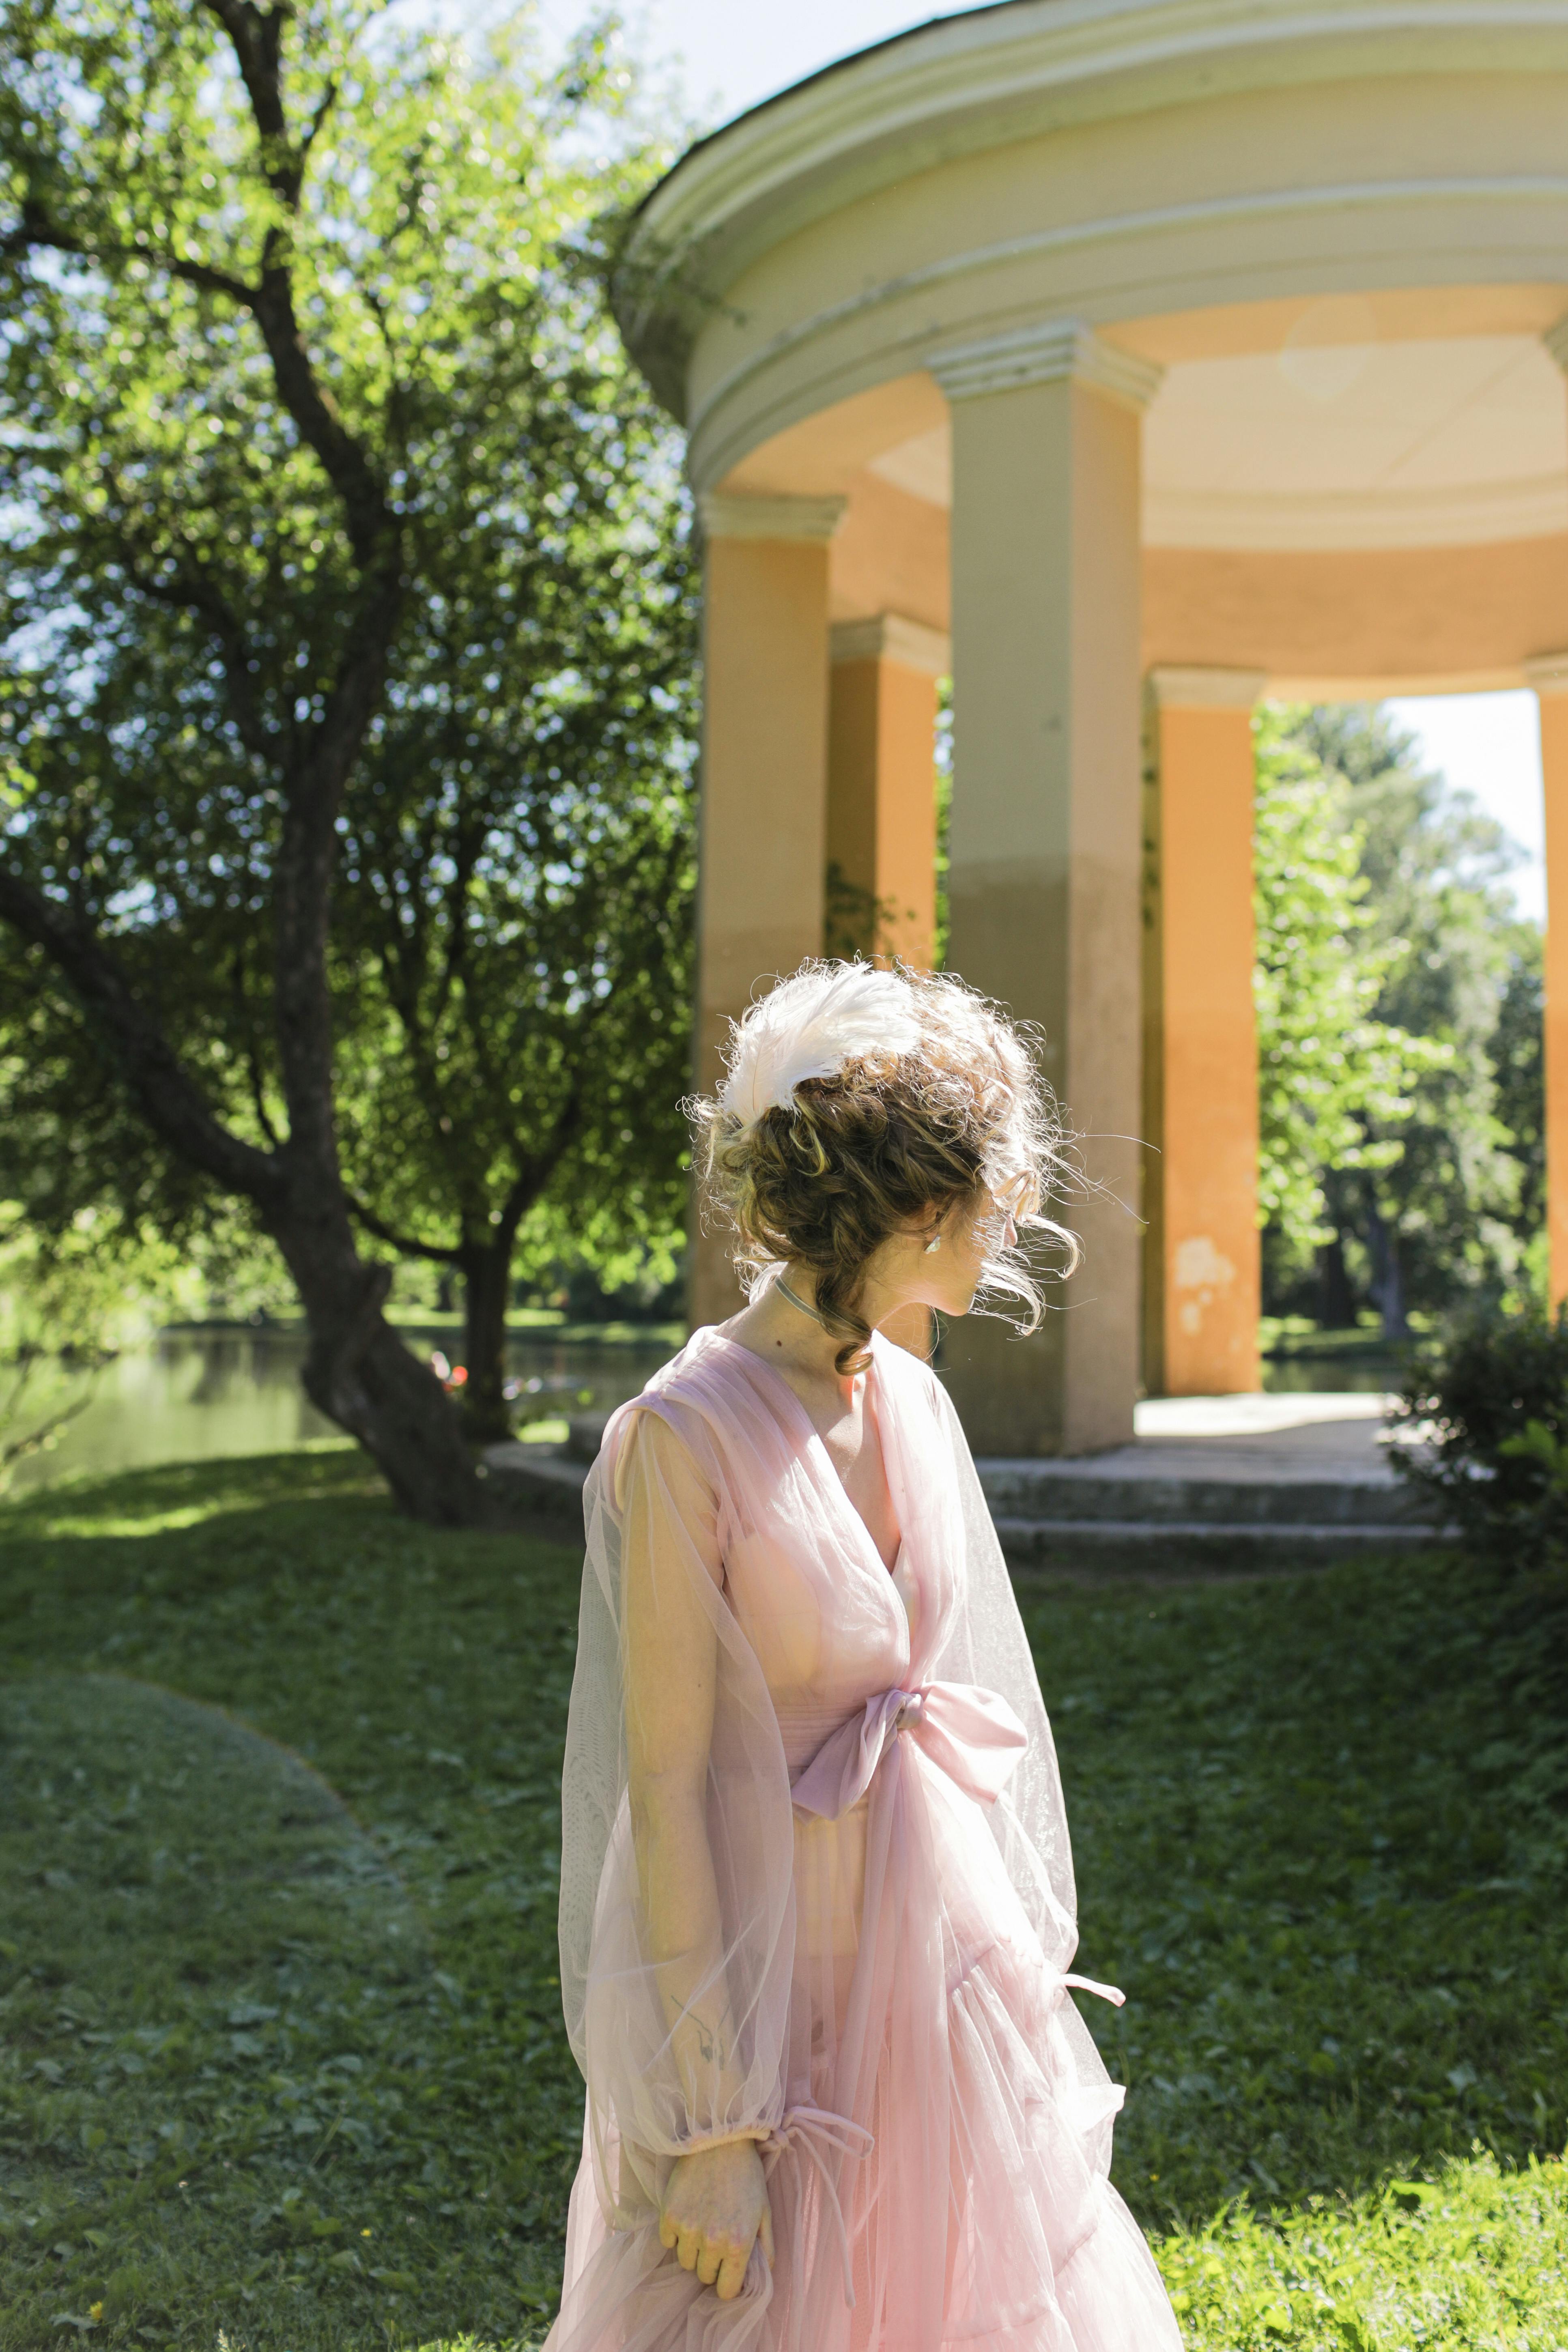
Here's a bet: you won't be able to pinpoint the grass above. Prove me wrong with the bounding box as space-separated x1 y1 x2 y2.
0 1454 1564 2349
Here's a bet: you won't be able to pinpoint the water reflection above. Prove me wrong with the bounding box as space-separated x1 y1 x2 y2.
7 1324 680 1498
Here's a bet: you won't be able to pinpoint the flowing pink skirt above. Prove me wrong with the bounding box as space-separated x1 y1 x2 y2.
550 1728 1183 2352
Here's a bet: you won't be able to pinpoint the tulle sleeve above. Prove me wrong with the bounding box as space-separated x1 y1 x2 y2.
557 1393 798 2231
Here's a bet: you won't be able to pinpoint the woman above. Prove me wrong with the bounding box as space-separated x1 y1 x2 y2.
547 963 1182 2351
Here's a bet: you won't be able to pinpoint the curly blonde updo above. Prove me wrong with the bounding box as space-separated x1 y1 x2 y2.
690 963 1077 1374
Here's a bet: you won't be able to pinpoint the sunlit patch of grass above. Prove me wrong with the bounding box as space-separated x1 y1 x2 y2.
2 1443 369 1541
1157 2148 1568 2348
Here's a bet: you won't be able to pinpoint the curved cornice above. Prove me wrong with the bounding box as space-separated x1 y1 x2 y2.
617 0 1568 409
682 174 1568 488
1147 471 1568 550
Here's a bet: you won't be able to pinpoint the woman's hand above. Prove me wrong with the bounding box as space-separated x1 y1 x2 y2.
660 2139 774 2300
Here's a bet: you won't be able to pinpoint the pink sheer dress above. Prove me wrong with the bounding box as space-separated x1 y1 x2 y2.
547 1323 1183 2352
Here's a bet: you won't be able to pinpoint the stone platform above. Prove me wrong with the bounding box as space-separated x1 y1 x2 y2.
483 1389 1444 1567
983 1392 1442 1567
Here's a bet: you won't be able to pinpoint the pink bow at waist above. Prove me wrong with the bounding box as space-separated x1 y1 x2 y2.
789 1680 1028 1821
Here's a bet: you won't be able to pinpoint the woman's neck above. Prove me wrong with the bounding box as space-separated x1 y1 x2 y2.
729 1263 894 1400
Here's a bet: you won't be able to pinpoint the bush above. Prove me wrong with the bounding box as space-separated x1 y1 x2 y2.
1394 1307 1568 1875
1395 1304 1568 1564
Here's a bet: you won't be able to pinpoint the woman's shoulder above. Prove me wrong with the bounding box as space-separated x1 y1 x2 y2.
598 1323 792 1495
870 1326 949 1417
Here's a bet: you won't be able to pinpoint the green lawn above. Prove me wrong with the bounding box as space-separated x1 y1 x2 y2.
0 1454 1563 2350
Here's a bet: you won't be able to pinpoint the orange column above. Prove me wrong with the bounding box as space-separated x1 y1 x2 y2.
1145 668 1264 1396
827 615 946 1359
826 615 946 972
936 325 1158 1456
1529 655 1568 1304
692 493 843 1328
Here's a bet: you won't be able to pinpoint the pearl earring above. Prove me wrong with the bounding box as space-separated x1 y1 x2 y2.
923 1230 942 1255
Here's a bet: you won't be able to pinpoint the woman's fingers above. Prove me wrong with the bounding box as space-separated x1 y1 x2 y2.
715 2242 750 2300
660 2162 770 2299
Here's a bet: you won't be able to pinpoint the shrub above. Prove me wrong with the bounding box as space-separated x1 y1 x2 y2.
1395 1304 1568 1564
1394 1307 1568 1875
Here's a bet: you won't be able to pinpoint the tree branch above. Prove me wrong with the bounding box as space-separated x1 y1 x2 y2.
505 1082 587 1230
4 28 392 570
110 524 276 763
0 860 282 1207
0 204 259 307
344 1188 465 1266
231 939 282 1149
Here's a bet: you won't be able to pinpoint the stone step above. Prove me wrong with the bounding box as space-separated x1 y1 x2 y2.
995 1516 1449 1569
977 1457 1431 1529
481 1438 1447 1556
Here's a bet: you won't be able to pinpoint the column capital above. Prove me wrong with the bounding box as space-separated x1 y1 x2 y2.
830 613 951 675
698 491 846 542
1526 649 1568 695
929 318 1163 413
1544 315 1568 374
1148 665 1268 710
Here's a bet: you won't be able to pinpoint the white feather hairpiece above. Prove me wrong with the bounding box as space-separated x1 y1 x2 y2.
719 963 922 1129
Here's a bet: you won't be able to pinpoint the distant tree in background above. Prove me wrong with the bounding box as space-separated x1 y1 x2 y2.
1489 928 1546 1266
1254 706 1442 1322
1257 705 1544 1334
0 2 697 1508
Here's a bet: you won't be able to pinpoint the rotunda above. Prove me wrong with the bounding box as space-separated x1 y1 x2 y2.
615 0 1568 1453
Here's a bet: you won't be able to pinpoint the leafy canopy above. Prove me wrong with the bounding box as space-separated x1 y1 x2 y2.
0 2 697 1333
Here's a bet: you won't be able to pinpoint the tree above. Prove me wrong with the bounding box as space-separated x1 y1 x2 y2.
1253 705 1442 1324
0 3 695 1510
1277 707 1537 1330
1491 927 1546 1292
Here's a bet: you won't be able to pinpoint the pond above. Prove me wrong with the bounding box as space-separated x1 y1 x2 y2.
1259 1352 1402 1396
5 1322 681 1500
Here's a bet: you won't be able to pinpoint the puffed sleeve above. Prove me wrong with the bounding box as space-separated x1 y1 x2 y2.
557 1393 796 2233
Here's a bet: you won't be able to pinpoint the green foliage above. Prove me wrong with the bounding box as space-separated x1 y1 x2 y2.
1253 706 1441 1258
0 1215 217 1486
2 1459 1565 2344
0 2 698 1425
1489 929 1547 1296
1395 1304 1568 1561
1258 706 1542 1328
1392 1308 1568 1858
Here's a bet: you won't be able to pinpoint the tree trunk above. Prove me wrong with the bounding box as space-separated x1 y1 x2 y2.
1317 1228 1357 1329
459 1237 516 1447
264 1185 487 1523
1365 1197 1409 1343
